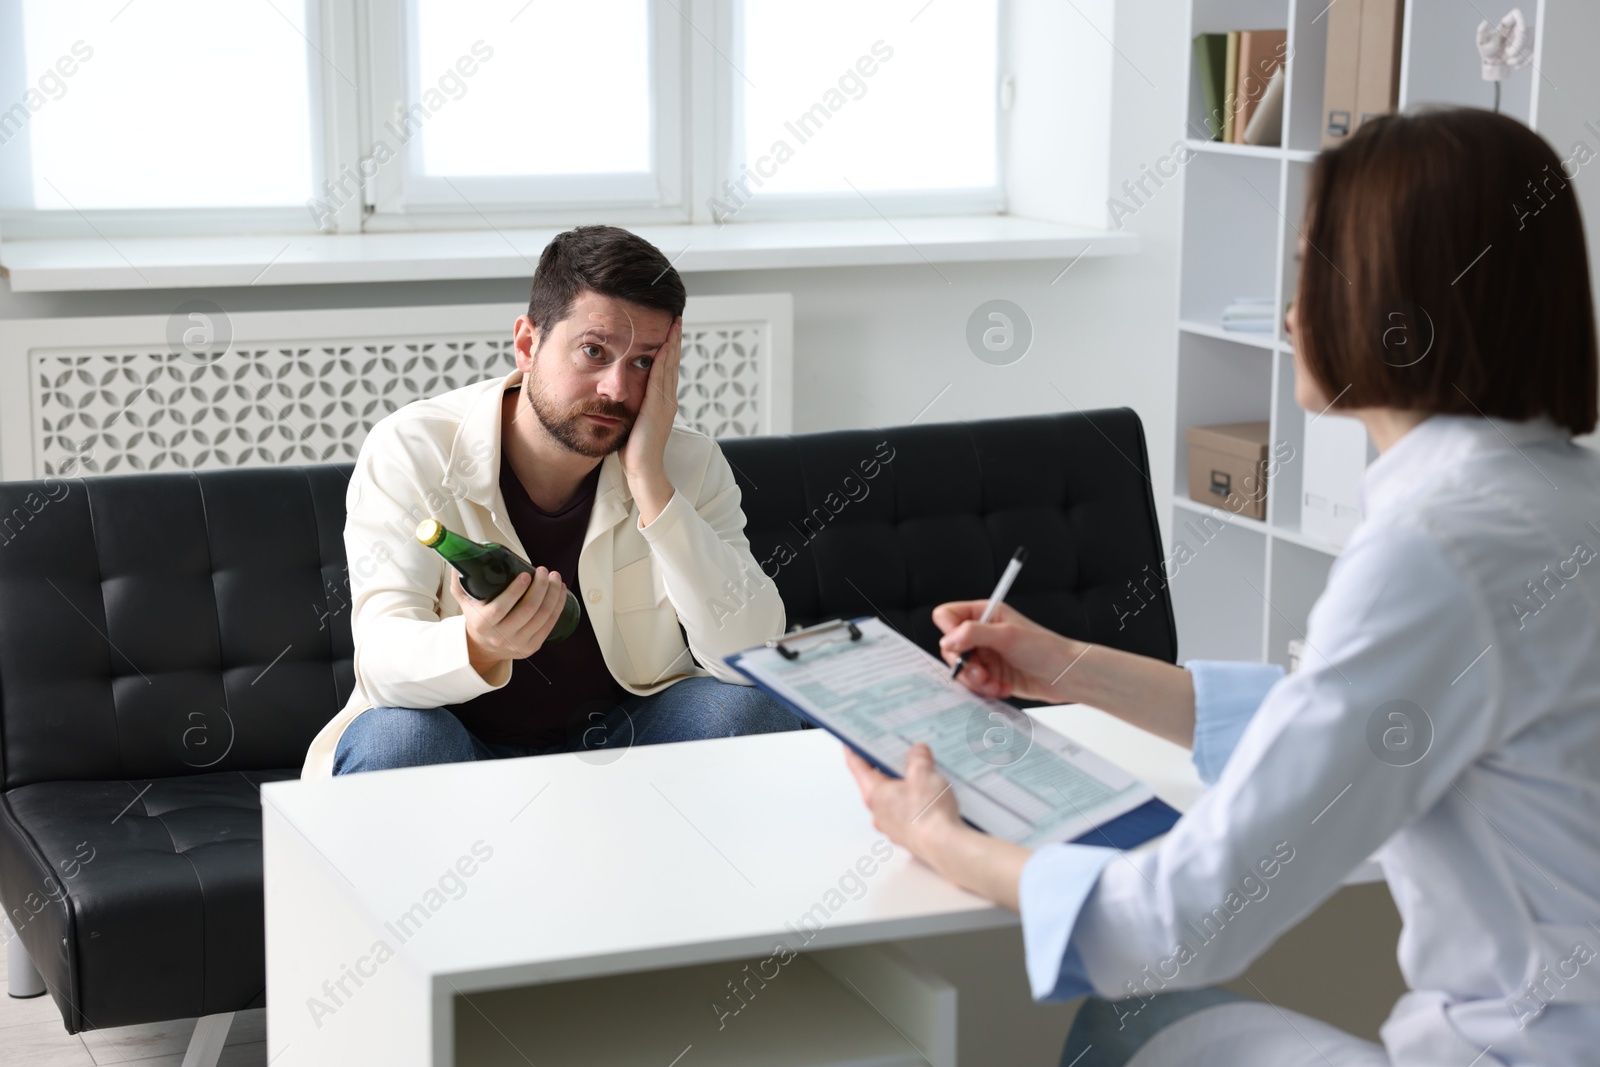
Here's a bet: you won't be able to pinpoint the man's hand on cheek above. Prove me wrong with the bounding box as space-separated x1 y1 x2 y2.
622 317 682 526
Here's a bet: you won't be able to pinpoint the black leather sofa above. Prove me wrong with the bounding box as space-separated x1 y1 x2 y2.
0 408 1175 1040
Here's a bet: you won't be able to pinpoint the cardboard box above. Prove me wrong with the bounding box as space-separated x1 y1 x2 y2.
1354 0 1404 130
1321 0 1362 146
1186 421 1271 521
1322 0 1405 147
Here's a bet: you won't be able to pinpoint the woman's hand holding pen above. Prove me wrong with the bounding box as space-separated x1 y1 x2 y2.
937 600 1199 749
934 601 1092 704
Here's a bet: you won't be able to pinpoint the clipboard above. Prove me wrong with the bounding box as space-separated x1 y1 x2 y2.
726 617 1180 850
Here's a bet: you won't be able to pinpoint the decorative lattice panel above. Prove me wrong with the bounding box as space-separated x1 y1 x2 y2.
679 325 762 438
31 324 766 476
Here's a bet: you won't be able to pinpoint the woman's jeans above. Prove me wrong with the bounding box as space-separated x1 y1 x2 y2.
1060 988 1251 1066
333 675 805 775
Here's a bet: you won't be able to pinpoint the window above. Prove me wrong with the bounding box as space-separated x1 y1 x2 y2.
363 0 681 219
0 0 321 230
0 0 1006 237
722 0 1001 220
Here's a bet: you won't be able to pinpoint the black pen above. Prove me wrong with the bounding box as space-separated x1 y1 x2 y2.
950 546 1027 680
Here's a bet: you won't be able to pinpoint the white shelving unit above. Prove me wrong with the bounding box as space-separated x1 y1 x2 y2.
1170 0 1600 666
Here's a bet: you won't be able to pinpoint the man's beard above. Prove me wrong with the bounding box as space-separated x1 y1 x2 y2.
523 366 633 458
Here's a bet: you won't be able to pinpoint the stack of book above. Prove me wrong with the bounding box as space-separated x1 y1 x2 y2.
1194 29 1288 146
1220 298 1276 334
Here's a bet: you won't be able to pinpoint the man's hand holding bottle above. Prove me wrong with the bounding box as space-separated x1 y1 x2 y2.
417 518 583 680
450 567 570 679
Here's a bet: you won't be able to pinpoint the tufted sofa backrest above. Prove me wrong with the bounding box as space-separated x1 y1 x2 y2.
719 410 1175 663
0 410 1174 790
0 466 356 789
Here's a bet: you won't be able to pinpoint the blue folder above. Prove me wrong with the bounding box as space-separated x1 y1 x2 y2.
727 617 1183 851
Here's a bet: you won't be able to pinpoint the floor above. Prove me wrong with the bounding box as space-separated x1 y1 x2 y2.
1 932 267 1067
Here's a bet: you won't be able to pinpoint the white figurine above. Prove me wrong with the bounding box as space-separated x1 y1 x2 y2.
1477 7 1534 112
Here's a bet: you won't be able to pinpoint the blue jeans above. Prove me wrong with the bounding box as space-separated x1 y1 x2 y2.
333 675 806 775
1059 988 1249 1066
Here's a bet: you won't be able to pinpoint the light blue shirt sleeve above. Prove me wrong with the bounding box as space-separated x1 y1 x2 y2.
1017 844 1117 1000
1185 659 1284 785
1017 660 1284 1000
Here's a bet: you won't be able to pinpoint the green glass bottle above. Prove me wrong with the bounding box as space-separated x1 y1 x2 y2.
415 519 582 644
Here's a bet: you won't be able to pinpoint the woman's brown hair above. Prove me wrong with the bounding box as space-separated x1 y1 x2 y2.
1296 107 1598 435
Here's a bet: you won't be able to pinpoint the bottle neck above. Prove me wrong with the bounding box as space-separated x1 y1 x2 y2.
429 528 489 563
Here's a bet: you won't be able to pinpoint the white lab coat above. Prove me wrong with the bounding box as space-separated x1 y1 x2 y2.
1021 415 1600 1066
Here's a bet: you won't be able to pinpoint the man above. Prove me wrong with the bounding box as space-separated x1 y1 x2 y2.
301 225 799 779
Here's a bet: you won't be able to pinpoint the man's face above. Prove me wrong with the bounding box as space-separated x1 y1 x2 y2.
514 290 674 457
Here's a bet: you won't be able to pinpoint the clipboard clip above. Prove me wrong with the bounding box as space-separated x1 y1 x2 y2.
768 618 863 660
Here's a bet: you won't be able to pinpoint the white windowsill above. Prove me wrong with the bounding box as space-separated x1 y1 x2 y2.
0 215 1136 293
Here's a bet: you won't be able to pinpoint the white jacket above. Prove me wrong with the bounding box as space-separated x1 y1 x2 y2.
300 368 785 780
1023 415 1600 1065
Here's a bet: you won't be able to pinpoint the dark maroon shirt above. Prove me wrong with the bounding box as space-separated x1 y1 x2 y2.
448 450 628 747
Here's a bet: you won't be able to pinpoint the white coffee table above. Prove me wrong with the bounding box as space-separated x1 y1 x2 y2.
262 705 1205 1067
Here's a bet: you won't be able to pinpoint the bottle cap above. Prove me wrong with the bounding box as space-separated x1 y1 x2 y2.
415 519 444 546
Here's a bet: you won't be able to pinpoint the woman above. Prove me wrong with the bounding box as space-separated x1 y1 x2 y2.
845 108 1600 1066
